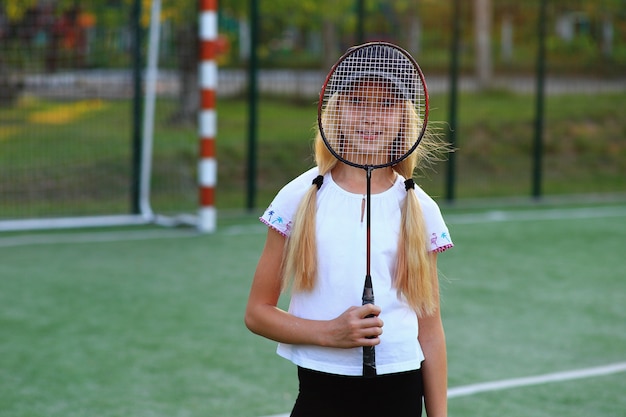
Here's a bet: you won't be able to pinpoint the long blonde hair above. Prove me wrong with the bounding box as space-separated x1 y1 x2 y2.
282 94 447 317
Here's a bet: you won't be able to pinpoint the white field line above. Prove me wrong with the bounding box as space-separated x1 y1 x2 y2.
0 229 199 248
447 361 626 398
1 205 624 247
259 362 626 417
444 205 626 225
223 205 626 237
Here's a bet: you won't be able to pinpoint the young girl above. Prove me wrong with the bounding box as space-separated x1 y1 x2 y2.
245 44 453 417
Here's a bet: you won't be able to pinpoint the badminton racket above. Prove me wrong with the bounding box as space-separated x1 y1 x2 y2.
317 42 429 377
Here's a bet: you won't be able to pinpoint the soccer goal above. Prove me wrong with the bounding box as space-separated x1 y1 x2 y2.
0 0 216 232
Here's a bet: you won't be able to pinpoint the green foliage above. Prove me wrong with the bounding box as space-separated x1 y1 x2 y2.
3 1 626 74
3 0 40 20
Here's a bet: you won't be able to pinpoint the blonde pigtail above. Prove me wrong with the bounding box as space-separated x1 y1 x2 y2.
281 131 338 293
281 183 319 292
392 101 449 316
396 185 437 317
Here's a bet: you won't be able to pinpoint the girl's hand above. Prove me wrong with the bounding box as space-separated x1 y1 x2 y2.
325 304 383 348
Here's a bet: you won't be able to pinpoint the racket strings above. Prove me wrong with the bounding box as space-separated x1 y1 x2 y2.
320 43 427 168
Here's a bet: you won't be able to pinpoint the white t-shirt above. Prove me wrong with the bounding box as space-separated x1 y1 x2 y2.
260 167 453 376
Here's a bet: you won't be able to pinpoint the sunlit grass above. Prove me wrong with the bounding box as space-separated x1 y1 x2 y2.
0 91 624 217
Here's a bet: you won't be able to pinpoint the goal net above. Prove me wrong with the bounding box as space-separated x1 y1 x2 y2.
0 1 198 231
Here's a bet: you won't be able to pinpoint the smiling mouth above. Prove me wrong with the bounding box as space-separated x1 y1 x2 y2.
358 130 381 141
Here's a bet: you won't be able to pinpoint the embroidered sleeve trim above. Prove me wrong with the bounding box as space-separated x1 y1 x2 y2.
259 217 289 237
432 243 454 253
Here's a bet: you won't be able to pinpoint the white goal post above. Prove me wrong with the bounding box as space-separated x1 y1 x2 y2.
0 0 211 233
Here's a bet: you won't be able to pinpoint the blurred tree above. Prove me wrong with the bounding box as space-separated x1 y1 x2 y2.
4 0 40 21
4 0 624 114
474 0 492 88
164 0 359 122
396 0 422 56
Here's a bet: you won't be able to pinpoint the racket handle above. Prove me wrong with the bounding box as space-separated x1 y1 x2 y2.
363 346 377 377
362 274 374 305
362 275 377 377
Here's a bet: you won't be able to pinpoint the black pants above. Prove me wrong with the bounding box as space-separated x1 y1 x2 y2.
290 367 424 417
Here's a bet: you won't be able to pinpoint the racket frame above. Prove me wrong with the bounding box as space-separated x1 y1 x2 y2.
317 42 429 171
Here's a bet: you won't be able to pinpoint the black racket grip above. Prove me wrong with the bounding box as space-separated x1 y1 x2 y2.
362 275 377 377
362 276 375 306
363 346 377 377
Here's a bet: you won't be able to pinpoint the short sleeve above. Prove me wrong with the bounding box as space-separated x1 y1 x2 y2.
259 167 319 237
414 186 454 253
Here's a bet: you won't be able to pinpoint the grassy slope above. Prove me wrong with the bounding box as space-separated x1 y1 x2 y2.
1 91 624 216
215 91 626 207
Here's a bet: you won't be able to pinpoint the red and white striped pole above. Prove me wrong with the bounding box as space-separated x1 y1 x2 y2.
198 0 218 232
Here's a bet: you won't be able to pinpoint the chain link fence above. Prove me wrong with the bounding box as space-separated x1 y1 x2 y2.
1 1 625 226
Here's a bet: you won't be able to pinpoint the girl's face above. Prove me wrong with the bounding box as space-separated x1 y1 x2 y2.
339 80 403 165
